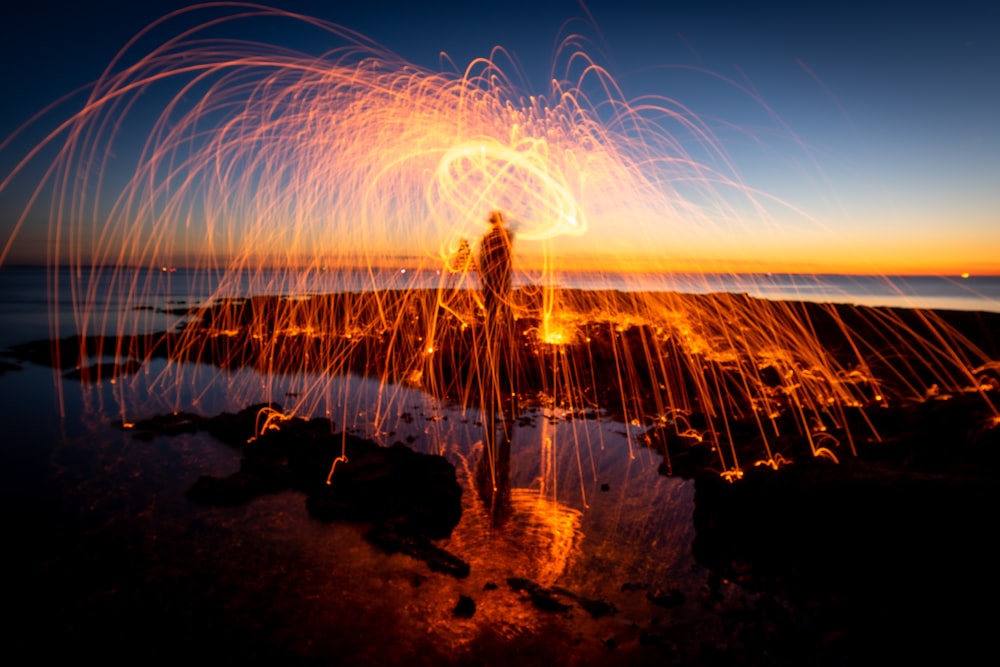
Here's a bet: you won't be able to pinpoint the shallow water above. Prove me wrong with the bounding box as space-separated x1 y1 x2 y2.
0 266 709 662
3 354 724 663
4 265 996 662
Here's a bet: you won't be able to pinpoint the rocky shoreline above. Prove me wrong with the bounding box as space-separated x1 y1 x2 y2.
5 290 999 664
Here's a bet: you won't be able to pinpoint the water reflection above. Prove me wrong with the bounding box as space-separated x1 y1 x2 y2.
4 352 706 662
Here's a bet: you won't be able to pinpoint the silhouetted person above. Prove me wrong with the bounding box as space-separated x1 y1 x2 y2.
475 210 515 525
478 210 513 329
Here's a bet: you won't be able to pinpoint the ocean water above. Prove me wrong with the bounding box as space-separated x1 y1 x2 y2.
559 271 1000 313
1 265 997 348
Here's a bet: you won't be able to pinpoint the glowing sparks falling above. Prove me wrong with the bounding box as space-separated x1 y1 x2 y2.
0 5 997 488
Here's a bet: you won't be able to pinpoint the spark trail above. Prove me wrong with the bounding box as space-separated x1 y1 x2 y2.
1 3 997 484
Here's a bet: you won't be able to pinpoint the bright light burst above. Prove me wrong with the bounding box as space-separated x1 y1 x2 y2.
1 3 997 485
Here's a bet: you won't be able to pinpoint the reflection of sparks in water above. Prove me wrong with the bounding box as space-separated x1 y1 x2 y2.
1 5 997 488
452 485 583 588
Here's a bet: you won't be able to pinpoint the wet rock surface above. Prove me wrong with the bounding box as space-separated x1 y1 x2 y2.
692 459 999 663
7 292 1000 664
127 403 467 576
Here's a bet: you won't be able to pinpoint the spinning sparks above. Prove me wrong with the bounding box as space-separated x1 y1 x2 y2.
1 3 997 491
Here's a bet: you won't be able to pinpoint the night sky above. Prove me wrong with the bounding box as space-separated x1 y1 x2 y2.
1 0 997 273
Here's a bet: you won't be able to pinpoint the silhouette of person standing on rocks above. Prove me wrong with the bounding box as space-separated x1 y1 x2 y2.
476 210 515 524
478 210 513 330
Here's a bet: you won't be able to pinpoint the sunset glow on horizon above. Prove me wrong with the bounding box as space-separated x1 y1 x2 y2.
1 1 997 276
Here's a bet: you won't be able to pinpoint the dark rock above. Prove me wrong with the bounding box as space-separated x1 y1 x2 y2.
364 526 470 579
307 442 462 540
620 581 649 592
692 460 1000 661
127 403 466 576
507 577 572 613
567 593 617 619
507 578 615 617
452 595 476 618
646 587 685 608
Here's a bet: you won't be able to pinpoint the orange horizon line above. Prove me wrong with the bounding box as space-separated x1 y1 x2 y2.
8 260 998 279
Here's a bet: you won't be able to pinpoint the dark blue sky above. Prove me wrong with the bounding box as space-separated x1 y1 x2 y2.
2 1 998 271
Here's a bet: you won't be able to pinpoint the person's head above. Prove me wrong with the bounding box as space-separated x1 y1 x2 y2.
487 210 504 226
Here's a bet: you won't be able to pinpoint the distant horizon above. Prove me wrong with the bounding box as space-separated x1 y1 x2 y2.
2 261 997 280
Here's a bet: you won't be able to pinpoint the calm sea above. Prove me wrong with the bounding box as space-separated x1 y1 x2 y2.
1 265 998 348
